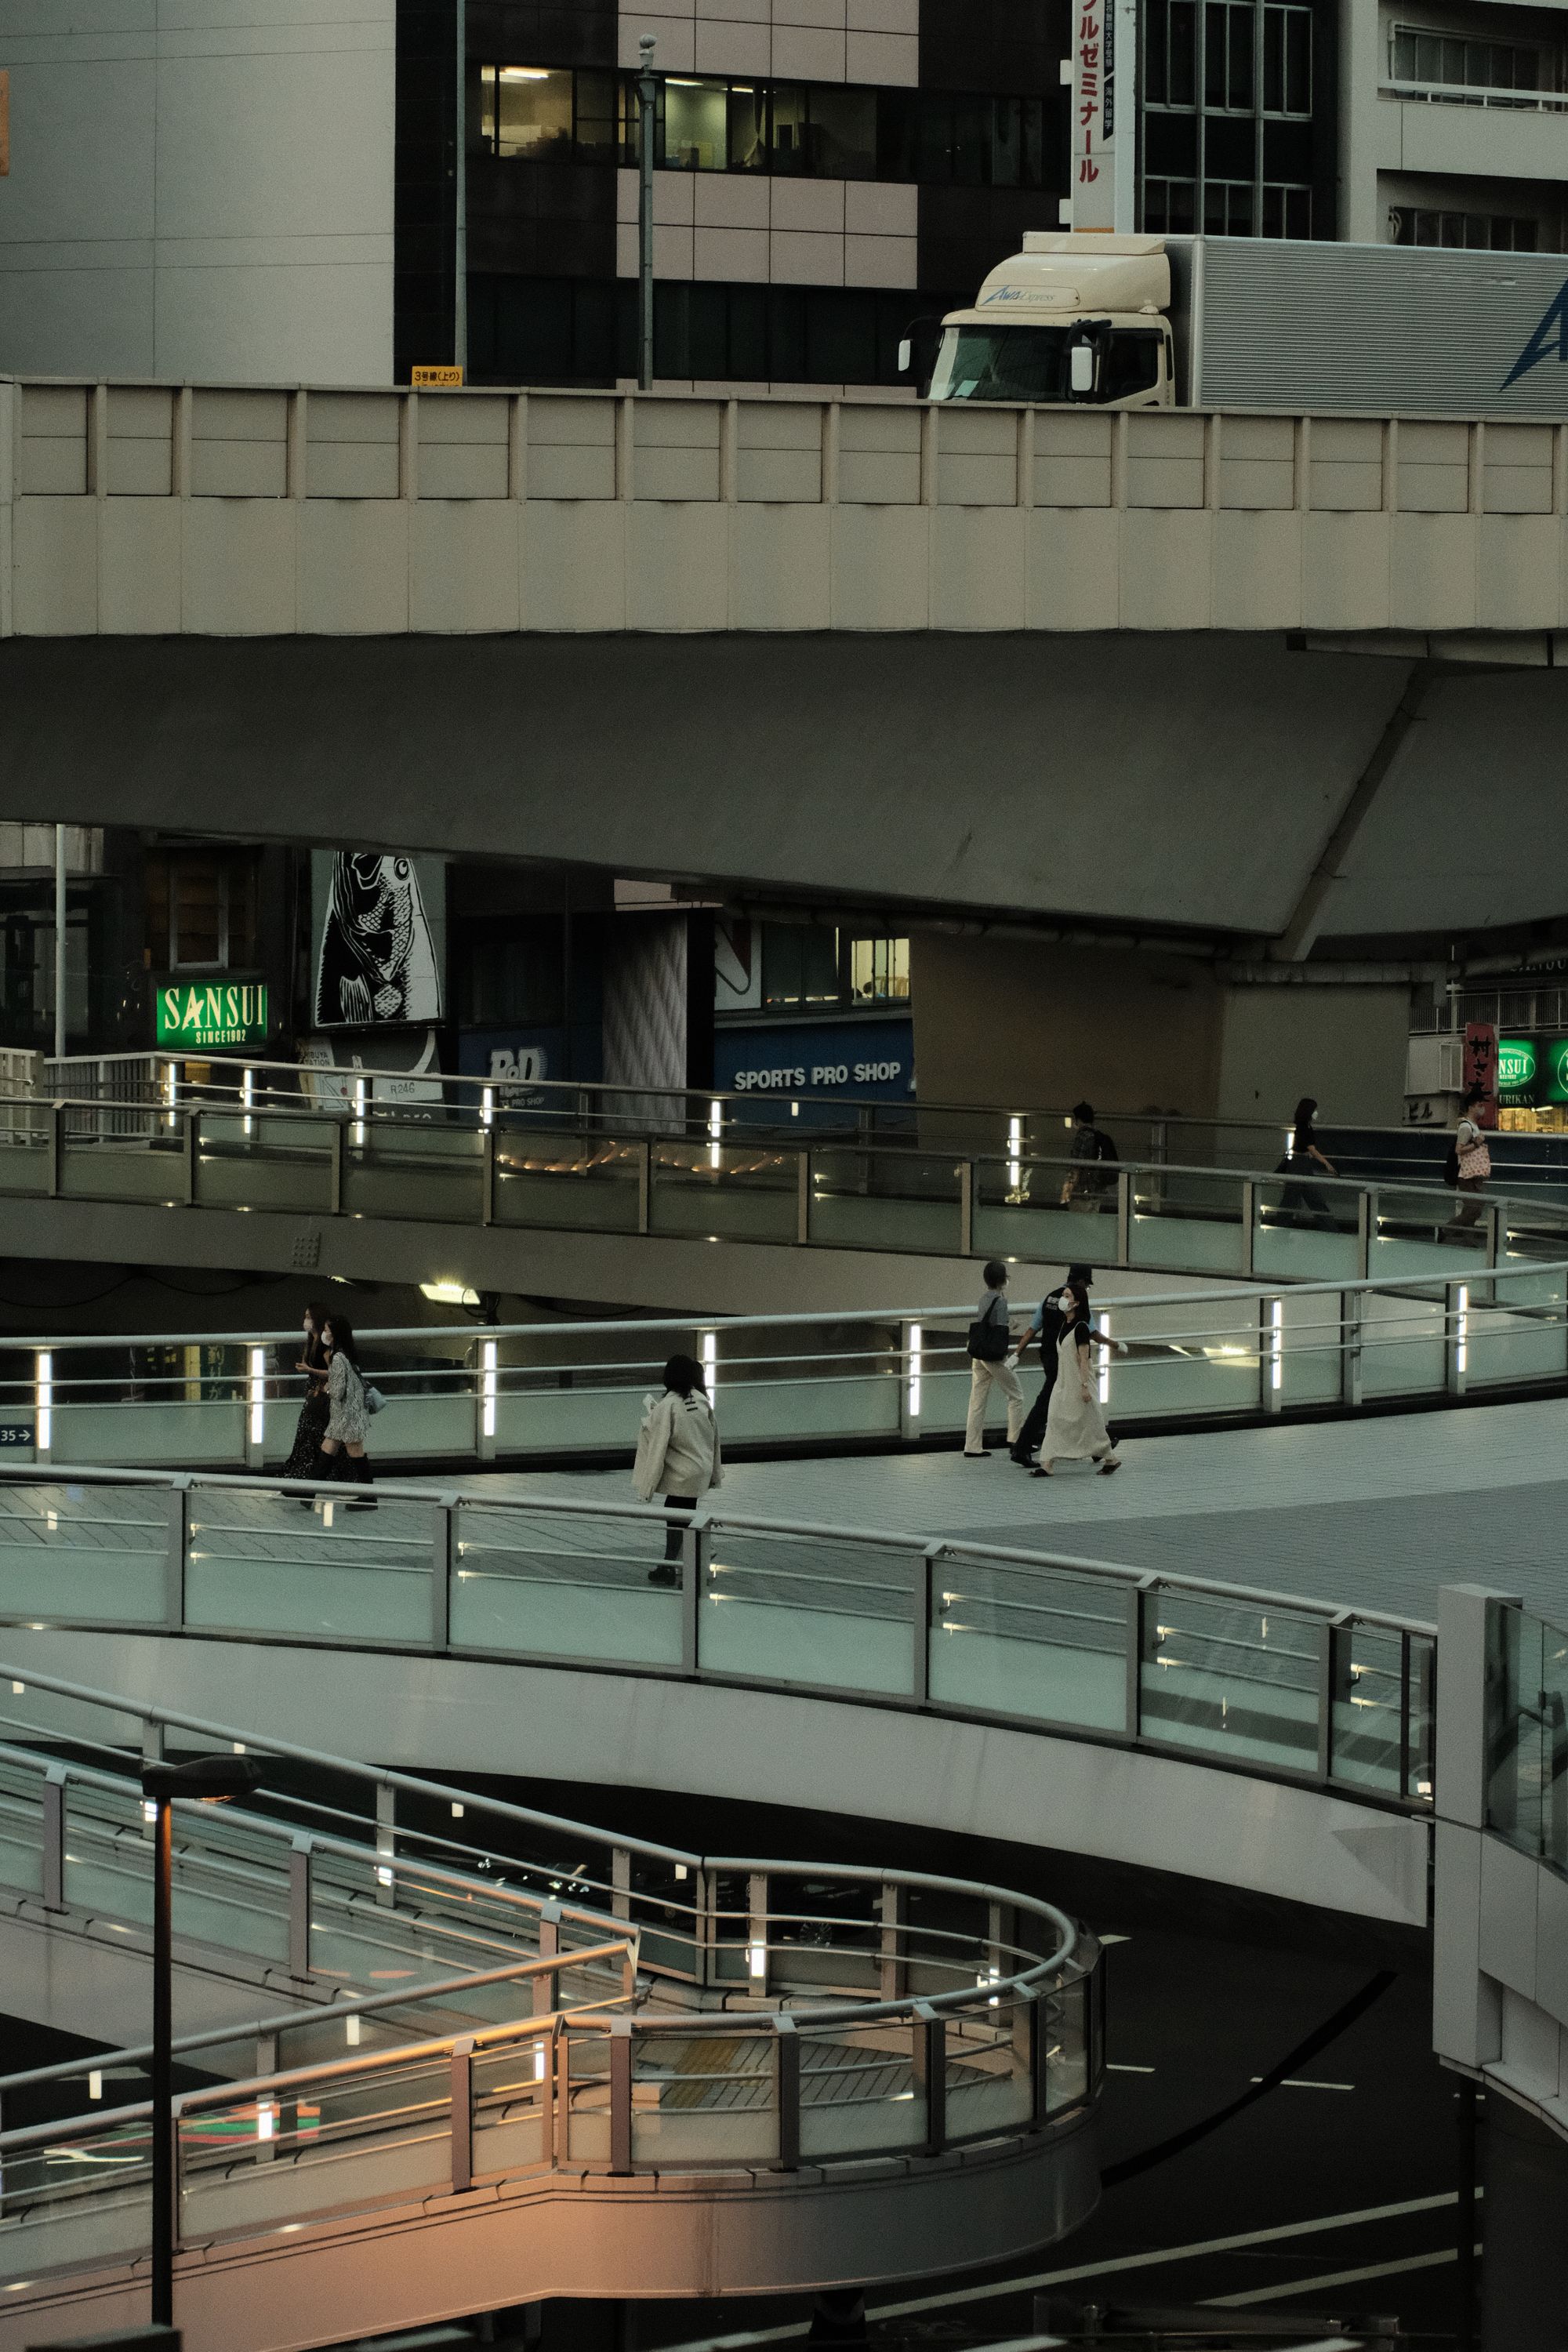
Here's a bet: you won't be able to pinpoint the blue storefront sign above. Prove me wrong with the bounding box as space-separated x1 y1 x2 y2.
714 1018 914 1127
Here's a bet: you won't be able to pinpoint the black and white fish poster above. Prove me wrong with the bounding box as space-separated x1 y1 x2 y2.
312 851 445 1029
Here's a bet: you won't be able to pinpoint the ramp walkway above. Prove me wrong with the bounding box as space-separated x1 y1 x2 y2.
0 1662 1100 2350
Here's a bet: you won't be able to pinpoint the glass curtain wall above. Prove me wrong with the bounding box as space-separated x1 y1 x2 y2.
1140 0 1317 236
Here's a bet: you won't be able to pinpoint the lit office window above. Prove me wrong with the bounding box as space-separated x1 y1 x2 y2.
664 77 729 169
848 937 911 1004
489 66 573 158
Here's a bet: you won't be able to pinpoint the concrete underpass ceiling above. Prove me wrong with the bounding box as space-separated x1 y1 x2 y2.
2 631 1564 946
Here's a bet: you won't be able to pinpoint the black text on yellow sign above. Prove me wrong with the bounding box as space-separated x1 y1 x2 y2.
411 364 464 388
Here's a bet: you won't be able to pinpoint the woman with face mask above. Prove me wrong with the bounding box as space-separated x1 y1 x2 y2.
1034 1279 1120 1479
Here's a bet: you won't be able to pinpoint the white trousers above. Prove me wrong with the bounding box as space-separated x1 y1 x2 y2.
966 1356 1025 1452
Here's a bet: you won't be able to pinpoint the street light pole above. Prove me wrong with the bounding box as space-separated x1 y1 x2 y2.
150 1794 174 2330
53 822 67 1065
637 35 657 392
141 1752 267 2330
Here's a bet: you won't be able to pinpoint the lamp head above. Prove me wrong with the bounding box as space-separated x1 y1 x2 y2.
140 1754 267 1805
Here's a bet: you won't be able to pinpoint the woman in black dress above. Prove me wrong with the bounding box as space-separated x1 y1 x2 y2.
281 1302 331 1490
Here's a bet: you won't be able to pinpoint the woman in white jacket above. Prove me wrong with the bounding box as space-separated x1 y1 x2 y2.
634 1354 723 1587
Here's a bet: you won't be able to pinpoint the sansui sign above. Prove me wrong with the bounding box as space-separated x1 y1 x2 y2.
156 980 270 1051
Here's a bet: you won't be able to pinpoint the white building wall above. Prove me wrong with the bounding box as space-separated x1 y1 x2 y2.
0 0 397 387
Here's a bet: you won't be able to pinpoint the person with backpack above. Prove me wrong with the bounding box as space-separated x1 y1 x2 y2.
319 1312 376 1505
1451 1083 1492 1229
635 1354 723 1584
1010 1264 1093 1468
964 1259 1025 1458
1060 1102 1119 1206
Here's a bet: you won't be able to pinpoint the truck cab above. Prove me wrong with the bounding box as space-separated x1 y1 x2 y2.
924 232 1175 409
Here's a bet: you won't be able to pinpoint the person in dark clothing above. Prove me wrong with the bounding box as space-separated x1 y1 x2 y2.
1279 1095 1337 1229
281 1301 331 1498
1011 1265 1094 1467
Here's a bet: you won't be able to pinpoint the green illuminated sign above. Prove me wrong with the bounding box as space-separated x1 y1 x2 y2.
155 980 269 1051
1499 1038 1537 1091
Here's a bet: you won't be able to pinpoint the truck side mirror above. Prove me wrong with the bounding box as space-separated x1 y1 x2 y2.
897 338 913 374
1069 343 1095 395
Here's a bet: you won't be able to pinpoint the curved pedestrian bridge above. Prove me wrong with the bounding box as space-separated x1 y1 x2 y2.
0 1661 1099 2350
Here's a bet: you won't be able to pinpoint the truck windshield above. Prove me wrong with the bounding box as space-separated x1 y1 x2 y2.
928 325 1073 402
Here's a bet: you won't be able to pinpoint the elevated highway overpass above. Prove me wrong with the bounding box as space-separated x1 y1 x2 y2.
5 378 1568 945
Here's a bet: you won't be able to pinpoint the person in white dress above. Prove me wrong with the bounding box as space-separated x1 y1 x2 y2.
1036 1279 1120 1477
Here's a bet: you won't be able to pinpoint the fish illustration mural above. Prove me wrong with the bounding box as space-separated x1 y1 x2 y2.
314 853 443 1029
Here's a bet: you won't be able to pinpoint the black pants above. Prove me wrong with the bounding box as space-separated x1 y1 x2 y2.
1011 1372 1056 1461
663 1494 691 1563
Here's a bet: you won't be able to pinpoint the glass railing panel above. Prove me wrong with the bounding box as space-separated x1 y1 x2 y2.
1462 1269 1568 1389
711 1338 903 1449
0 1479 169 1622
798 2020 924 2159
1250 1175 1363 1282
1328 1622 1406 1796
699 1526 914 1695
648 1143 799 1245
493 1134 641 1234
340 1117 485 1225
1407 1632 1436 1803
184 1486 436 1644
911 1327 978 1439
0 1109 49 1196
58 1116 183 1204
928 1555 1127 1733
472 2033 550 2177
59 1782 292 1965
303 1845 535 1988
768 1876 881 2000
0 2113 151 2281
971 1154 1109 1264
1139 1592 1322 1775
1357 1286 1448 1399
806 1148 961 1254
1274 1290 1348 1407
1372 1185 1486 1280
1486 1602 1544 1859
1044 1975 1089 2115
565 2028 612 2162
630 2029 776 2165
1501 1196 1568 1282
1129 1168 1245 1276
194 1109 334 1213
52 1392 244 1471
946 2000 1033 2140
0 1757 45 1900
451 1498 682 1668
1094 1298 1259 1420
178 2055 453 2240
1544 1621 1568 1875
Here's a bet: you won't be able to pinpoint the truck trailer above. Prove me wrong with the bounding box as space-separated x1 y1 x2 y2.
920 233 1568 417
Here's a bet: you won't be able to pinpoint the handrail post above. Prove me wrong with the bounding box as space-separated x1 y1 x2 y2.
1125 1578 1149 1740
535 1907 561 2015
1262 1294 1282 1414
915 2005 946 2154
1116 1167 1131 1265
612 1845 632 1926
289 1836 312 1978
775 2020 800 2171
375 1784 395 1909
431 1497 453 1650
637 1136 652 1236
1446 1279 1467 1399
1357 1186 1374 1280
42 1764 66 1911
46 1098 61 1197
681 1515 702 1675
329 1116 344 1215
1343 1290 1364 1409
450 2034 474 2193
880 1882 906 2000
1239 1177 1256 1278
182 1106 197 1206
796 1147 810 1245
165 1476 189 1629
1316 1617 1338 1784
748 1870 768 1996
958 1160 973 1257
913 1542 937 1704
1484 1200 1501 1271
609 2023 633 2174
899 1319 923 1442
481 1125 495 1226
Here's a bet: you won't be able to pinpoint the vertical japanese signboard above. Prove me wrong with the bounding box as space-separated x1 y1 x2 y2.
1464 1021 1499 1127
1069 0 1136 230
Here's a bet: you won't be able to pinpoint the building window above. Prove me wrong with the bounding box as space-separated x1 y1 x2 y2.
847 936 910 1004
477 66 1055 191
1145 175 1311 236
145 851 258 974
1389 25 1548 100
755 924 912 1013
1388 205 1538 250
1144 0 1312 114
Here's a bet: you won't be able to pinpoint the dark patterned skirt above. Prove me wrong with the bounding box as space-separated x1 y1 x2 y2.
282 1387 330 1479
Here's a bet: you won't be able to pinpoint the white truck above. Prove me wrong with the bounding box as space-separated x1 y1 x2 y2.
918 231 1568 417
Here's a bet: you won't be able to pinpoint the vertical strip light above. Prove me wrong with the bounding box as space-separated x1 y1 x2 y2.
163 1062 178 1134
481 1085 494 1131
353 1076 368 1150
35 1351 52 1455
702 1329 717 1397
249 1346 266 1447
1456 1283 1468 1375
241 1065 254 1138
481 1338 498 1439
1096 1313 1110 1406
907 1323 923 1420
1007 1115 1022 1194
1271 1297 1283 1392
708 1098 723 1170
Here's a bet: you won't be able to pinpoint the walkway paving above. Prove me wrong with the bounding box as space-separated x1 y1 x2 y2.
474 1394 1568 1629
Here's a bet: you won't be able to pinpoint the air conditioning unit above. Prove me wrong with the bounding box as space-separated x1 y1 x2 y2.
1406 1033 1464 1096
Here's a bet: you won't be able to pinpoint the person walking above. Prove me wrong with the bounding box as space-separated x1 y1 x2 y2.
1279 1096 1337 1229
1061 1102 1118 1207
634 1353 723 1585
964 1259 1025 1458
1036 1278 1120 1476
318 1312 376 1504
281 1302 331 1499
1010 1265 1093 1467
1452 1083 1493 1230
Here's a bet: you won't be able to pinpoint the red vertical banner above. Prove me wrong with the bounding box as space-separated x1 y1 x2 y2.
1464 1022 1499 1127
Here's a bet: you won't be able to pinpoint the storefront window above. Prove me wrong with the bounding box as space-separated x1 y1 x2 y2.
848 937 910 1004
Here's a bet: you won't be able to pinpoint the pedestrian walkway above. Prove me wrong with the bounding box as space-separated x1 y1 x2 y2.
471 1392 1568 1629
